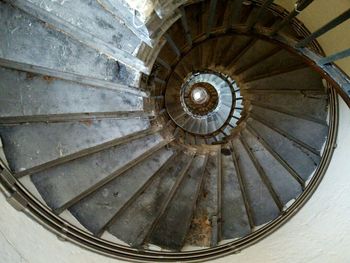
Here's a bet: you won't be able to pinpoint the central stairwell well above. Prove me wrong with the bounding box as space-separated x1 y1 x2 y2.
0 0 348 262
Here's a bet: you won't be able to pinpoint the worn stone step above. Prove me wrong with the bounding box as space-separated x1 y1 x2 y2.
250 105 328 153
30 133 165 211
247 118 320 181
244 91 328 122
231 138 280 226
0 67 144 119
241 129 303 205
0 118 151 173
107 152 192 247
0 2 139 85
9 0 150 74
221 147 251 240
148 154 207 250
184 153 220 248
69 147 174 235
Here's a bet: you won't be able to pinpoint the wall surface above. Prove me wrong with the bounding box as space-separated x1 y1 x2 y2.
0 97 349 263
1 1 350 263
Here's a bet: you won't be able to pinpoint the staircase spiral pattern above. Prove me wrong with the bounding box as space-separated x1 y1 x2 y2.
0 0 342 262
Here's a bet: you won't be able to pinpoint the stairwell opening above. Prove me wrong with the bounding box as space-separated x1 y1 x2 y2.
0 0 349 262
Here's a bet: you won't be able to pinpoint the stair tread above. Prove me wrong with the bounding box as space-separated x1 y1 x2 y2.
184 154 219 248
184 2 203 42
245 92 328 122
107 153 191 247
0 67 143 118
30 133 163 210
232 138 280 226
221 148 251 240
97 0 151 45
244 68 324 90
250 105 328 152
231 39 278 73
213 36 237 68
0 3 137 86
15 0 141 54
242 129 302 205
0 118 150 173
166 20 187 56
148 155 207 250
69 147 174 235
239 49 305 81
247 118 320 181
0 58 146 96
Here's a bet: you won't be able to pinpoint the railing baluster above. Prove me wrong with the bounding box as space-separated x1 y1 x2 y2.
270 0 314 35
319 48 350 65
296 9 350 48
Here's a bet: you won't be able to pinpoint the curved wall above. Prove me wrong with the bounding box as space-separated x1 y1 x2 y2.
0 97 348 263
0 0 349 262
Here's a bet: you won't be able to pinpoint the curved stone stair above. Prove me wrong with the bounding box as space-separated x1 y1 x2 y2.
0 0 338 256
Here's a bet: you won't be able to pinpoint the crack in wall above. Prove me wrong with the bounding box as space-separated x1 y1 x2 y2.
0 228 29 263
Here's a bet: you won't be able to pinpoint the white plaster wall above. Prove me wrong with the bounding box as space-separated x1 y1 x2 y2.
0 97 349 263
1 1 350 262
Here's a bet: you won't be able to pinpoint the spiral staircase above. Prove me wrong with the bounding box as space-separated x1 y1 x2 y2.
0 0 349 262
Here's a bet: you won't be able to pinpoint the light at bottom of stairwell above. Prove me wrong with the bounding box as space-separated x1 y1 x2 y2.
192 87 209 104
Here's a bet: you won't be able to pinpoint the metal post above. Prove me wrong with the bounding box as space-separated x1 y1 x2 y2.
319 48 350 65
270 0 314 35
296 9 350 48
